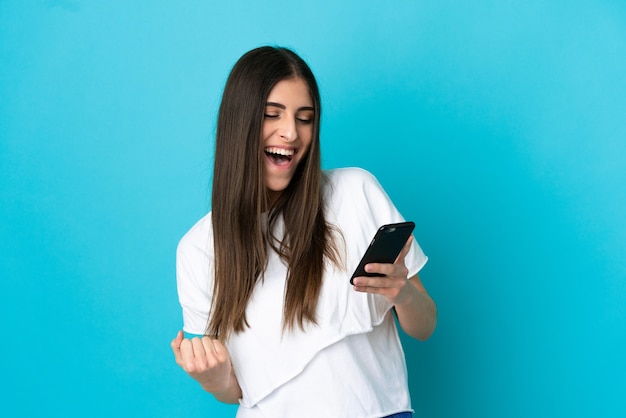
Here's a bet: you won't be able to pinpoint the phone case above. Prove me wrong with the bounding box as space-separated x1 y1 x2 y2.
350 221 415 284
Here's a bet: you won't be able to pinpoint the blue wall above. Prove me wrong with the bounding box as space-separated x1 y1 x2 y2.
1 1 624 417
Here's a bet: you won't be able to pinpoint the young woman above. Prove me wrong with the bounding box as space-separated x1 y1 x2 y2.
171 46 437 418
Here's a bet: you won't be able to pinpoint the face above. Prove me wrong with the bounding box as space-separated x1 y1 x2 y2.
261 78 314 203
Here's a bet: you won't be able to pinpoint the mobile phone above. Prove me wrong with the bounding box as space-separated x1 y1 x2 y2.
350 221 415 285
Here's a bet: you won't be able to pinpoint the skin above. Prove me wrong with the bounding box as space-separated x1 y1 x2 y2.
261 78 314 206
171 331 241 403
171 77 437 402
352 236 438 341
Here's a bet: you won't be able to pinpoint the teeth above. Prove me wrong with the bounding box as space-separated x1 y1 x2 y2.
265 147 294 156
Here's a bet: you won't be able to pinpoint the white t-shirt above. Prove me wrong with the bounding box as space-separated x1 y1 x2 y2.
176 168 428 418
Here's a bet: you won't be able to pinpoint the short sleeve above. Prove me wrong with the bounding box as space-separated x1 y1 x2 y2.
325 168 428 279
323 168 428 326
175 214 214 335
359 169 427 277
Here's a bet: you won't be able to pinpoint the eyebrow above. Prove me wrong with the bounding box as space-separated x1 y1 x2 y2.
265 102 315 112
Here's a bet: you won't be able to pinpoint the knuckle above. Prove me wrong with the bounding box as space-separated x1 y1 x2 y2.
206 355 220 368
187 361 205 374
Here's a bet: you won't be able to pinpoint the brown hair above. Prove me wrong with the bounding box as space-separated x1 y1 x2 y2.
208 46 342 340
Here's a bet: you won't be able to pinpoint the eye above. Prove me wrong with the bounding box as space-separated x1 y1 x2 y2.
296 117 313 124
296 112 314 124
264 113 279 119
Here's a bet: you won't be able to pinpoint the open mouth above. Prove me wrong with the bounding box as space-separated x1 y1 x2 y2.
264 147 295 166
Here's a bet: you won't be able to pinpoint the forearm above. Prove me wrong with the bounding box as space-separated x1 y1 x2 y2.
200 368 242 404
394 276 437 340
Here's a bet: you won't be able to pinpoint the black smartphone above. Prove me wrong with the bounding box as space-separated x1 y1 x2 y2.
350 221 415 285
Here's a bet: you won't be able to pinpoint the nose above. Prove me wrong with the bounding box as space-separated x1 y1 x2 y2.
278 117 297 142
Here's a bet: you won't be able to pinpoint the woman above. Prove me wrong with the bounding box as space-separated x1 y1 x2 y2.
171 46 437 418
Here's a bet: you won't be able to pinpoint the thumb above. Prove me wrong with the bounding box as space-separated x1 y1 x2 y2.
171 330 184 365
171 330 184 351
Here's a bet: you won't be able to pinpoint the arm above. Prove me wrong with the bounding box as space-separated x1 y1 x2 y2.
171 331 242 403
351 236 437 340
391 273 437 340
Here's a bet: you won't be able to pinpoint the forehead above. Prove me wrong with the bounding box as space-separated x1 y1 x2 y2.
266 78 313 106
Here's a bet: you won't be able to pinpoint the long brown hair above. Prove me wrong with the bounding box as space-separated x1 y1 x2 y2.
208 46 342 340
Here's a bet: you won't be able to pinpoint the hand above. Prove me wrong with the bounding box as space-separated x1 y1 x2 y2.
171 331 238 397
351 235 414 306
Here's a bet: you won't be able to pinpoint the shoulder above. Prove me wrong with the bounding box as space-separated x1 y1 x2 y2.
323 167 387 201
322 167 396 227
324 167 378 183
177 212 213 260
323 167 382 191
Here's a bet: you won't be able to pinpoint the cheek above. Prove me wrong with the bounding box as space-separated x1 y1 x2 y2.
261 124 271 141
300 140 313 161
300 127 314 148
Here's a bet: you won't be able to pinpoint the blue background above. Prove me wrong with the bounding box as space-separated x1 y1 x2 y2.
1 1 625 417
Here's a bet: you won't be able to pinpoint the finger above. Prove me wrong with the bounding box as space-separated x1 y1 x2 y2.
211 340 230 362
171 330 182 350
191 336 207 359
353 284 385 295
353 275 394 289
179 337 197 365
171 330 184 363
192 337 215 368
357 263 410 289
364 262 394 277
203 337 231 367
201 337 218 358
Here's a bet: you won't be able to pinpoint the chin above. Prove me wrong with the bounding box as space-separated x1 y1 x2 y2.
267 185 288 194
